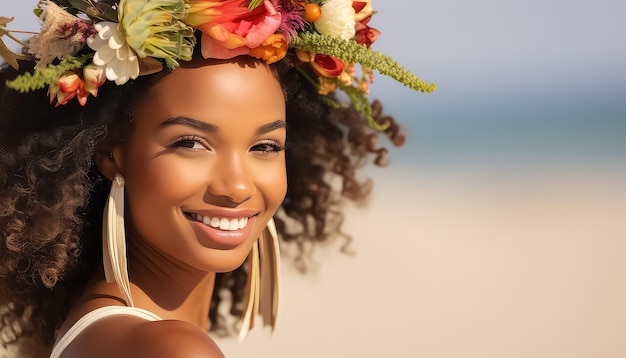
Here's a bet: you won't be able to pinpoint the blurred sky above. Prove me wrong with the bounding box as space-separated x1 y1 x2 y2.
6 0 625 174
2 2 625 357
370 0 625 173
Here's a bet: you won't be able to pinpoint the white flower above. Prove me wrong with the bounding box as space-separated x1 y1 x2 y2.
87 21 139 85
314 0 356 40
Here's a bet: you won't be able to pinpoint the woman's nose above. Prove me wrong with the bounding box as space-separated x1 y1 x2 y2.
205 154 256 205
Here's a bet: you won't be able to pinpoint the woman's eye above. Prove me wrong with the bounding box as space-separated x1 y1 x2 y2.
171 136 209 150
251 142 285 157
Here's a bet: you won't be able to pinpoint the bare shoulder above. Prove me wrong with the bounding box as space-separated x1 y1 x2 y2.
62 316 224 358
129 320 225 358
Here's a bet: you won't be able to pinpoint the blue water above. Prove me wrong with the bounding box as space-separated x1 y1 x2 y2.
373 74 626 172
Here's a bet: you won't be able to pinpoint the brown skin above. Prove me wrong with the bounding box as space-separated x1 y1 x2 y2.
56 59 287 357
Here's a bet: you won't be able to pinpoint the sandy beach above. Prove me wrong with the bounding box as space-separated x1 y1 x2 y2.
217 166 626 357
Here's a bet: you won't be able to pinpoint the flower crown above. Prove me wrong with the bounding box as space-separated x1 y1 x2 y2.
1 0 435 130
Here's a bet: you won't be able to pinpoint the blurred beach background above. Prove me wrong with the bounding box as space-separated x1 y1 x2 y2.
5 0 626 357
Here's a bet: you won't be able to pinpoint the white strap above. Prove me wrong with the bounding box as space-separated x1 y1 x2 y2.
49 306 162 358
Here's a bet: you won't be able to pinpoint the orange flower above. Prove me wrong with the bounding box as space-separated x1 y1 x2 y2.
318 78 337 95
48 67 105 106
48 71 87 106
249 34 288 64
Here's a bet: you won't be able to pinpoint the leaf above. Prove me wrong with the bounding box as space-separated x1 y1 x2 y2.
0 16 27 70
248 0 264 10
94 2 118 21
0 16 14 26
5 55 91 92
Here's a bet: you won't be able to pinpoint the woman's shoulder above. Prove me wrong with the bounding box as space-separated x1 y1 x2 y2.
57 307 224 358
125 319 225 358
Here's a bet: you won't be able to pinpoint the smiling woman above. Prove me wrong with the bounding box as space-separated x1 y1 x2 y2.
0 1 434 357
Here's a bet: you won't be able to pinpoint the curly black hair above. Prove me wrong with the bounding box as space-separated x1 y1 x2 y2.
0 55 404 354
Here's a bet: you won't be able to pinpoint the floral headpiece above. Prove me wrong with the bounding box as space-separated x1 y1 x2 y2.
1 0 435 130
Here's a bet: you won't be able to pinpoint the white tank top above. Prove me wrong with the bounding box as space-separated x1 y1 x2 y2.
49 306 162 358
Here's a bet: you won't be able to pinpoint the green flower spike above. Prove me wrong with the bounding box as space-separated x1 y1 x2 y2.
290 32 437 93
5 55 91 92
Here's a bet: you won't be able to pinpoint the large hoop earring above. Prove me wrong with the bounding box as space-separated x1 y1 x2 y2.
239 218 280 340
102 173 134 307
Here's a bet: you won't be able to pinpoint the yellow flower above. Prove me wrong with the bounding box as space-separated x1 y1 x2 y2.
249 34 288 64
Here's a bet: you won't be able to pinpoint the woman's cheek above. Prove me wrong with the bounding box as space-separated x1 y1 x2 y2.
258 158 287 207
138 155 213 204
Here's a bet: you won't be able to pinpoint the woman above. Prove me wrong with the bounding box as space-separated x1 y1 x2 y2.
0 1 434 357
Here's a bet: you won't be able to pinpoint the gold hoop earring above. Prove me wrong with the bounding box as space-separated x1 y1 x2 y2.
239 218 280 340
102 173 134 307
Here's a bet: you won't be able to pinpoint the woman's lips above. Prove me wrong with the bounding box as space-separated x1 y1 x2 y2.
188 212 249 230
184 211 257 249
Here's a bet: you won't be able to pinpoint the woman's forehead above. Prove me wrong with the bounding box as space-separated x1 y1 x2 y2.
132 61 285 130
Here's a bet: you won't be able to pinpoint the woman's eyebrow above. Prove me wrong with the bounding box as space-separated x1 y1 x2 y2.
161 116 217 132
256 120 286 135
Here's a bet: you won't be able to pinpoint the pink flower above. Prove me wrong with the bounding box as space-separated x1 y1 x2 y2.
195 0 282 59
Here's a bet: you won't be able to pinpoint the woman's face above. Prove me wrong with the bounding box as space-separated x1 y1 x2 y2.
112 59 287 273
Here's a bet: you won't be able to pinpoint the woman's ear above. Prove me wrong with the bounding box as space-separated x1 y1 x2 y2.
94 139 124 181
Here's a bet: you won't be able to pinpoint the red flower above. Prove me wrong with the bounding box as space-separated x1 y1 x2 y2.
353 17 380 48
311 55 344 78
352 1 380 47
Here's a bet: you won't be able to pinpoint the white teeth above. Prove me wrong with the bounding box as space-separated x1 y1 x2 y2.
190 213 250 231
219 218 229 230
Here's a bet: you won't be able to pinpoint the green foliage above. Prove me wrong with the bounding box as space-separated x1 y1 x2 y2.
290 32 437 93
248 0 264 10
296 68 389 132
333 78 389 131
5 55 91 92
